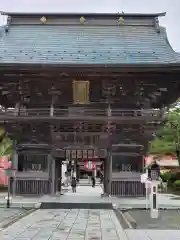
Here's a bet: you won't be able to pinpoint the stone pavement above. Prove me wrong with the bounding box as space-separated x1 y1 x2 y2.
0 186 180 210
111 193 180 209
1 186 180 239
66 184 103 196
0 208 25 224
1 187 180 209
125 229 180 240
2 209 127 240
2 209 179 240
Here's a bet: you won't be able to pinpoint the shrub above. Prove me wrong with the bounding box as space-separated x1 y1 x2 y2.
173 180 180 191
174 171 180 180
160 172 171 182
160 171 179 184
169 172 177 183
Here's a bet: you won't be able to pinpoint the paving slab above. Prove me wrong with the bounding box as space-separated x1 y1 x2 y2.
0 208 26 225
127 209 180 229
1 186 180 213
0 186 180 209
125 229 180 240
2 209 128 240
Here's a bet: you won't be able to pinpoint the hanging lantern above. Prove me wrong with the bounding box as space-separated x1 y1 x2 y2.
118 16 124 25
80 16 85 25
40 16 47 24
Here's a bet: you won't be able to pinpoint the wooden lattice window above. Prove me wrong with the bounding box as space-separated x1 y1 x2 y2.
73 80 89 104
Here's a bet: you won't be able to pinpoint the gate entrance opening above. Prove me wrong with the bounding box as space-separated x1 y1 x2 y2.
61 147 111 195
64 148 104 181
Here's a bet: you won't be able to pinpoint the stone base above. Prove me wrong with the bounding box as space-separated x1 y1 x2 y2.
101 193 111 197
40 202 113 209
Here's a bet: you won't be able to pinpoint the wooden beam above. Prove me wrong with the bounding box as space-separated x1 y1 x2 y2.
0 63 180 74
0 115 162 123
0 72 178 80
112 152 142 156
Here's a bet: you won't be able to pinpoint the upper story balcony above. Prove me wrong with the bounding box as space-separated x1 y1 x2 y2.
0 107 165 123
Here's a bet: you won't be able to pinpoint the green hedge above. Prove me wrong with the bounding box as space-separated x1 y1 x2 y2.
161 172 180 183
173 180 180 191
161 171 180 192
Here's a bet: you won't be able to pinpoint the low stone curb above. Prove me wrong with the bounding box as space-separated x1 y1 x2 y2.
123 211 137 229
0 208 37 230
114 208 133 229
118 205 180 210
111 208 129 240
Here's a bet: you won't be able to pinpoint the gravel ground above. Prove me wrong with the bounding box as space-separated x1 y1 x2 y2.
128 209 180 229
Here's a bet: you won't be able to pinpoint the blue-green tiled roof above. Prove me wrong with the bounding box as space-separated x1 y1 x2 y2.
0 24 180 64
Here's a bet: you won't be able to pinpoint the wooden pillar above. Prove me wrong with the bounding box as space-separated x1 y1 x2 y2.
104 149 112 196
51 156 55 195
55 158 62 193
76 162 80 182
11 141 18 196
58 161 62 192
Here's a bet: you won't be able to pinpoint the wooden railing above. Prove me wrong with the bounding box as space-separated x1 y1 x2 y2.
0 108 164 118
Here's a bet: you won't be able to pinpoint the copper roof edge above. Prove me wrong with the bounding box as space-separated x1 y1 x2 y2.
0 63 180 69
0 11 166 17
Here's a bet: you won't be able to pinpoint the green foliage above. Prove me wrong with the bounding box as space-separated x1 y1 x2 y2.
0 125 13 156
173 180 180 190
160 172 172 182
161 171 179 183
160 171 180 192
149 108 180 161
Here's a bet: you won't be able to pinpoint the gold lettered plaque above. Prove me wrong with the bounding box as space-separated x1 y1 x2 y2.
73 80 89 104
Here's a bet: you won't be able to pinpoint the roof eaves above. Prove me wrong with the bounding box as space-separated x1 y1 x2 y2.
0 11 166 18
0 63 180 71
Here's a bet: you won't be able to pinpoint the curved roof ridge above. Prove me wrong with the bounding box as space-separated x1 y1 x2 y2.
175 52 180 61
0 11 166 18
159 26 180 61
0 25 5 38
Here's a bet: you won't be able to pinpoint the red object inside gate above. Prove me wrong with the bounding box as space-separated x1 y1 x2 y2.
84 155 96 170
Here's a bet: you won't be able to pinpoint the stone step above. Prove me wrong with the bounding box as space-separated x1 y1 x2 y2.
40 202 113 209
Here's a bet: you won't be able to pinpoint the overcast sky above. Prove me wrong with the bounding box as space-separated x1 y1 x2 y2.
0 0 179 52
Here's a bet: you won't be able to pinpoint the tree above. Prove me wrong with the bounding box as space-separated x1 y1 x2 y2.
0 125 13 156
148 108 180 164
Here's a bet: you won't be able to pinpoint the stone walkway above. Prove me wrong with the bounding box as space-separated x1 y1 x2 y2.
66 185 103 196
2 209 127 240
0 208 25 223
0 186 180 209
125 229 180 240
1 187 180 239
